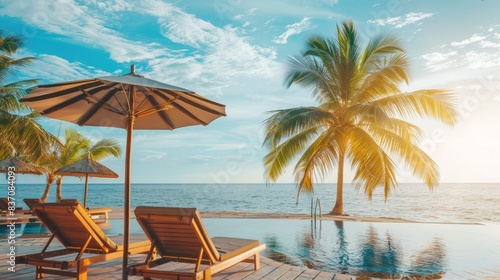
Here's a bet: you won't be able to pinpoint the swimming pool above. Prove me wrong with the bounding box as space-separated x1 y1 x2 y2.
3 218 499 279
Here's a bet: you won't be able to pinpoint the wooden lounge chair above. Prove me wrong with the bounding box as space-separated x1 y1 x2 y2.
129 206 266 280
23 198 42 212
60 198 112 220
15 201 150 279
0 197 10 211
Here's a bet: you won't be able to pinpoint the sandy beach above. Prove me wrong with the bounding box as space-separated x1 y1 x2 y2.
103 207 482 224
3 206 482 225
102 207 410 222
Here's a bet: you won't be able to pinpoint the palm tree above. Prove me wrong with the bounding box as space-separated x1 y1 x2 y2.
0 31 58 161
40 128 122 202
263 21 457 215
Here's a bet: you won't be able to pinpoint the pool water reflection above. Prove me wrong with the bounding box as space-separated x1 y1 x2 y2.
3 218 499 279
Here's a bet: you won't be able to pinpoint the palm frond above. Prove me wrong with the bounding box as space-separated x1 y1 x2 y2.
293 127 340 192
0 111 59 162
348 127 397 200
362 123 440 188
89 139 122 160
360 32 404 68
0 32 24 54
355 54 410 104
374 89 458 125
263 126 320 182
263 107 331 148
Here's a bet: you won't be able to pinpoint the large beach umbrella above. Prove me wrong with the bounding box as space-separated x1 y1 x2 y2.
20 65 226 278
54 157 118 208
0 157 43 175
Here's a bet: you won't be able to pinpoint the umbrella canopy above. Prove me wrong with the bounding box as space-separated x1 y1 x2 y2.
0 157 43 175
55 157 119 208
20 66 225 130
20 65 226 278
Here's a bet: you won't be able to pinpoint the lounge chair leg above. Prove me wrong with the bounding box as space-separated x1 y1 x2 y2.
76 261 88 280
203 268 212 280
254 254 260 270
195 248 204 272
36 266 44 279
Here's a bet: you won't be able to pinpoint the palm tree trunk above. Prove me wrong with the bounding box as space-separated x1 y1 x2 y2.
330 149 345 215
41 174 56 202
55 176 63 202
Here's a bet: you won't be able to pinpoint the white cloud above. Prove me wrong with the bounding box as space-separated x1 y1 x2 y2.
3 0 279 95
368 12 434 28
421 51 457 63
16 51 112 83
82 0 132 12
451 34 486 47
480 40 500 48
422 27 500 72
464 51 500 69
139 150 167 161
234 7 257 20
273 17 312 44
421 49 500 71
421 51 458 71
0 0 168 63
265 19 275 26
135 0 278 93
247 8 257 16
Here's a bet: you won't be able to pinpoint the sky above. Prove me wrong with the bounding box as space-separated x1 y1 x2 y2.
1 0 499 185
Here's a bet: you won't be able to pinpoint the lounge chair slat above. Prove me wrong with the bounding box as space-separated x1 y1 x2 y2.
130 206 266 279
15 201 150 279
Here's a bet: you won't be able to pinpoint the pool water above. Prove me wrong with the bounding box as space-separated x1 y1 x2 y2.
2 218 499 279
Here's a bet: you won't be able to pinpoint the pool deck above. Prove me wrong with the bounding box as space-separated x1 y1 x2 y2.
3 236 500 280
0 235 355 280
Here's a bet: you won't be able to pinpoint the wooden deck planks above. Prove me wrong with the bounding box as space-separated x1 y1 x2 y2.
1 236 360 280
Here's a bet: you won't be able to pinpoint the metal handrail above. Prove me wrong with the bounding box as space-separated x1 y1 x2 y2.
310 196 313 218
311 197 322 221
314 197 322 220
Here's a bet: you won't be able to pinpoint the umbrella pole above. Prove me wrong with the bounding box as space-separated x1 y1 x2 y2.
122 115 135 280
83 174 89 208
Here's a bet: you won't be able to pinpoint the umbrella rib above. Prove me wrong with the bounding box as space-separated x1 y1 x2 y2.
152 90 208 125
142 95 174 129
111 91 128 115
134 87 154 113
32 83 119 115
78 88 124 125
20 80 103 102
154 89 226 116
187 93 226 107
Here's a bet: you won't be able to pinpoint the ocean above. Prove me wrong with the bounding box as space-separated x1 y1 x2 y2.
6 182 500 225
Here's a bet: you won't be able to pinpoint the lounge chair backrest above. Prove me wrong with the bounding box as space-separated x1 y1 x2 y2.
32 201 118 252
134 206 220 263
0 197 9 211
23 198 42 210
60 198 80 204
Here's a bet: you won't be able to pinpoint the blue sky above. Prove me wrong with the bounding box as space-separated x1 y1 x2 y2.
1 0 499 184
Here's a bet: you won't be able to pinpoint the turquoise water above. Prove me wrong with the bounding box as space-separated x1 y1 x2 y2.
3 183 500 278
5 218 500 279
6 183 500 224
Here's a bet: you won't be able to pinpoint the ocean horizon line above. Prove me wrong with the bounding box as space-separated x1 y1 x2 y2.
13 182 500 185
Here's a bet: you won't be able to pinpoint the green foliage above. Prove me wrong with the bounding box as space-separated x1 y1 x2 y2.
0 31 58 161
44 128 122 202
